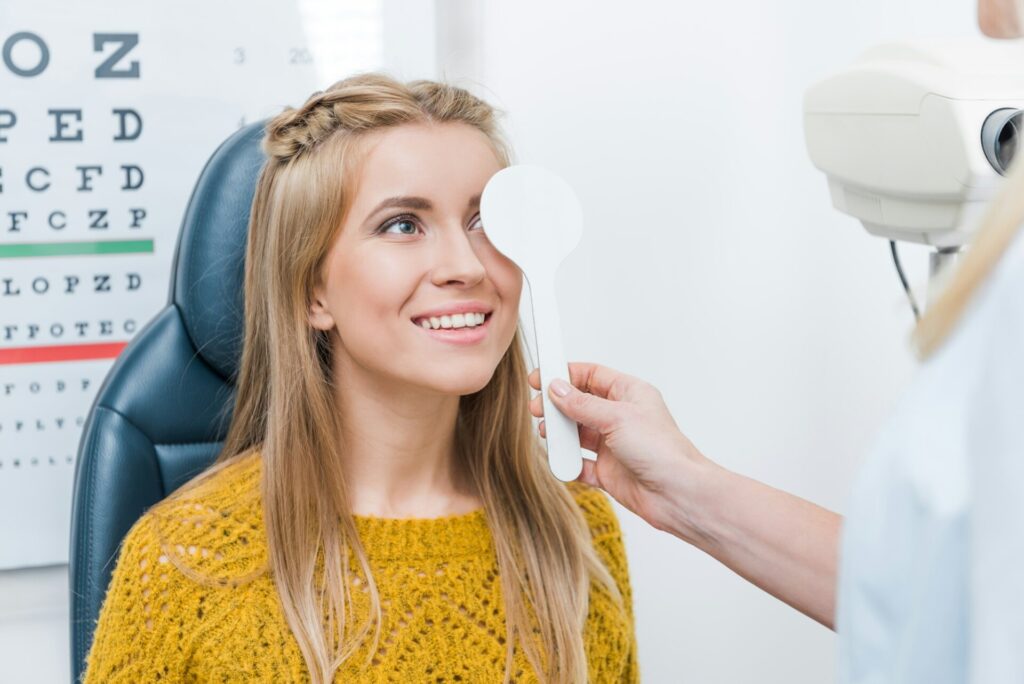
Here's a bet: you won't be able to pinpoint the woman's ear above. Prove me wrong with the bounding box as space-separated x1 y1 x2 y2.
308 286 335 331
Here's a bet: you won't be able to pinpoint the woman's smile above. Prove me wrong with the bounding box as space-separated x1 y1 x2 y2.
410 299 496 346
413 311 494 346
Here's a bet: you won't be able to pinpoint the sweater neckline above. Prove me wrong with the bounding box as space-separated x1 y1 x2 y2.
235 451 493 561
349 507 492 561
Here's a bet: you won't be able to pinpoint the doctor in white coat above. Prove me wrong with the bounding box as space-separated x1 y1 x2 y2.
528 1 1024 680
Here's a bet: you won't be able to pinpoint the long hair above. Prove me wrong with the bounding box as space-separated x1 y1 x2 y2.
913 119 1024 358
153 73 621 684
913 2 1024 357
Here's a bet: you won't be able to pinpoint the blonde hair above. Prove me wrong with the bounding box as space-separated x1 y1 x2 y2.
151 72 621 683
914 2 1024 356
913 122 1024 358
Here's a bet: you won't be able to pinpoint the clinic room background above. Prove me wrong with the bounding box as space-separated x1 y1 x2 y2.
0 0 977 682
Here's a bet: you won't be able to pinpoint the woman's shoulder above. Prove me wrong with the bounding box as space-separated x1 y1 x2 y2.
163 449 264 510
128 450 269 586
84 452 268 681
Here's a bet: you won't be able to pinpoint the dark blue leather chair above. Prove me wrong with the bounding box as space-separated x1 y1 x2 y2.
68 121 267 683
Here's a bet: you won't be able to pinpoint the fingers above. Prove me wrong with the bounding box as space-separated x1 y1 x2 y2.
529 362 632 400
546 380 623 433
580 425 602 452
565 362 622 400
537 418 602 452
529 392 543 418
576 458 600 488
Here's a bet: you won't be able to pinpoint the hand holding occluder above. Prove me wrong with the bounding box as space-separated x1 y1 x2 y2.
529 363 710 536
530 362 841 629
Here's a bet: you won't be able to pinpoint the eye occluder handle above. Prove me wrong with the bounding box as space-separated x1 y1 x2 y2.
531 272 583 482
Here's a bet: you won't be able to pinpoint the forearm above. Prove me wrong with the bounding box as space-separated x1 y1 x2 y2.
661 461 841 629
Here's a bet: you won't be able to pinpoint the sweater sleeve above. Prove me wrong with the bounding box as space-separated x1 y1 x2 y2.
82 511 195 683
570 483 640 683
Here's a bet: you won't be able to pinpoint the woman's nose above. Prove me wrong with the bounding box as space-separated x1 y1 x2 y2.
431 227 487 287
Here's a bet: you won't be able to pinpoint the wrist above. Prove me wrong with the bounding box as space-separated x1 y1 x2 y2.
652 448 730 553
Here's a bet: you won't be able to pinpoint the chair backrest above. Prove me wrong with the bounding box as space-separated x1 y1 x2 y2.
68 120 268 683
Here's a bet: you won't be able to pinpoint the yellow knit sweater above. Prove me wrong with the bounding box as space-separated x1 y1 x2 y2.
82 453 638 682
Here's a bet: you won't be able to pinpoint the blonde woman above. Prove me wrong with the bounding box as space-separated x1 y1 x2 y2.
527 1 1024 682
82 74 637 683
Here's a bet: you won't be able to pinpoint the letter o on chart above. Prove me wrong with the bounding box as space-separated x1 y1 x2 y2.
2 33 49 77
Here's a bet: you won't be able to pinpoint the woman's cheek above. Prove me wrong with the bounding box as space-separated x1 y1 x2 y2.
494 253 523 297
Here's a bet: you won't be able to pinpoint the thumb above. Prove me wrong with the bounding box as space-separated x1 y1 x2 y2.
548 378 620 433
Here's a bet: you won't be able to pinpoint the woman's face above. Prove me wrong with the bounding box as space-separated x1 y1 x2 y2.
979 0 1023 37
309 122 522 397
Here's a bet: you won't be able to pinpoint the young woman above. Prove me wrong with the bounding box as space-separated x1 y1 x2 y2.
83 73 637 683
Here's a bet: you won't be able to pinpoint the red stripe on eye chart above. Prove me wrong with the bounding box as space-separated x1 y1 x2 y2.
0 342 129 366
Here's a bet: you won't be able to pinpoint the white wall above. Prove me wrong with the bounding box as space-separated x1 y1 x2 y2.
0 565 66 683
465 2 975 682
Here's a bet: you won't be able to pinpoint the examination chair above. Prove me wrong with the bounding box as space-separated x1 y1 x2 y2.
68 120 267 683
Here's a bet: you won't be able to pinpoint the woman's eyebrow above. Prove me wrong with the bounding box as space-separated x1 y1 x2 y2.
366 196 432 220
366 194 482 220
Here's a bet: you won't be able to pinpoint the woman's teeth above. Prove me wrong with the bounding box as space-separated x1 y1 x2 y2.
417 312 487 330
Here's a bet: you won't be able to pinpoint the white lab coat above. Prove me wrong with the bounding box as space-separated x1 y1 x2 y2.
837 230 1024 683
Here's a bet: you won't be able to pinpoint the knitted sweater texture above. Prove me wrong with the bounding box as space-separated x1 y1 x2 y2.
82 453 638 682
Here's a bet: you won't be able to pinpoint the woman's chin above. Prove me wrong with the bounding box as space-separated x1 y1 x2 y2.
421 369 495 397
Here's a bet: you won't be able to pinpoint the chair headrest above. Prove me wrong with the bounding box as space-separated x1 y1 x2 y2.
169 121 267 381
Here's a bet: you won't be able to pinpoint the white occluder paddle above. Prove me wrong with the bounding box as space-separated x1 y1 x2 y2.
480 165 584 482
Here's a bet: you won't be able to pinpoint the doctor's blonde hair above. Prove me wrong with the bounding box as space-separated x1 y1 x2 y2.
914 1 1024 357
913 119 1024 357
153 73 622 684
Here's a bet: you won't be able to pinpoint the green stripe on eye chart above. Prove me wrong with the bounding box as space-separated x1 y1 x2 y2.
0 239 154 259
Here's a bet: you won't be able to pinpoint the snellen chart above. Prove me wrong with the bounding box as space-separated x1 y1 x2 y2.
0 3 344 569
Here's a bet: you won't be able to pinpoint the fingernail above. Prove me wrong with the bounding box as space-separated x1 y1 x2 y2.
550 379 571 397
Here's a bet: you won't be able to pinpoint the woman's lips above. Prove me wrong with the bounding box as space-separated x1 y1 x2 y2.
413 314 491 346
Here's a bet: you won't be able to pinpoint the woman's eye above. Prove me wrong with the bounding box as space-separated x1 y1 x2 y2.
469 214 485 232
381 218 419 235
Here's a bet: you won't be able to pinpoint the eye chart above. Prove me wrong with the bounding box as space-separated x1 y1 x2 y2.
0 0 384 569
